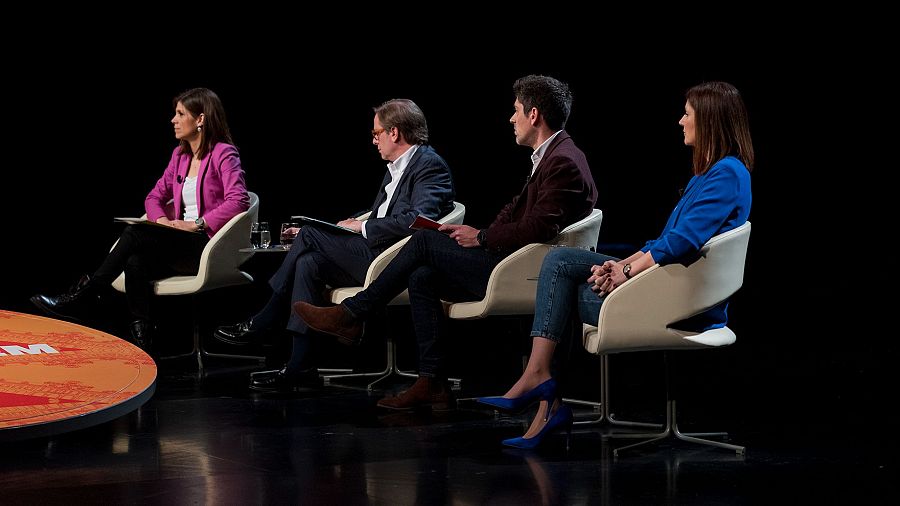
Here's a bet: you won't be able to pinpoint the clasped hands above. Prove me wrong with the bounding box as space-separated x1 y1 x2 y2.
588 260 629 297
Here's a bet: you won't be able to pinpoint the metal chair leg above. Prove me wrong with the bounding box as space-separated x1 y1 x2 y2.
549 320 657 429
157 313 204 371
322 336 460 391
610 353 745 456
159 294 265 372
321 335 406 390
320 311 460 391
611 399 745 456
572 355 662 429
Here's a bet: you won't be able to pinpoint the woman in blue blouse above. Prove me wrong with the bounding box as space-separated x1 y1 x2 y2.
478 81 754 449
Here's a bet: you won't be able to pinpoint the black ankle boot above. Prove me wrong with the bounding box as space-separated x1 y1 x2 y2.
30 274 100 323
129 319 155 351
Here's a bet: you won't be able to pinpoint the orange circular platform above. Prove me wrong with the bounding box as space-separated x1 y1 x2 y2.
0 310 156 441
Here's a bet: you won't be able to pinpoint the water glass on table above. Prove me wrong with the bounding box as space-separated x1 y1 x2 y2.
253 222 271 248
250 222 261 248
280 222 300 249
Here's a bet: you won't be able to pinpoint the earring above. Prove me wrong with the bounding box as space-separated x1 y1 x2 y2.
197 125 202 132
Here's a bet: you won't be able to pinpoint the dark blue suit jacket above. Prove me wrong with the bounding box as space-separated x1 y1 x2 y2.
358 144 455 252
267 144 454 327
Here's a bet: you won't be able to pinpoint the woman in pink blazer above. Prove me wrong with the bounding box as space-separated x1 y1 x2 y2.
31 88 249 349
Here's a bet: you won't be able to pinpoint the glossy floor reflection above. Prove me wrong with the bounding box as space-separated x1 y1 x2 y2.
1 358 895 505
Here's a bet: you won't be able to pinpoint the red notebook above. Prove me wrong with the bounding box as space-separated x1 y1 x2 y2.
409 215 443 231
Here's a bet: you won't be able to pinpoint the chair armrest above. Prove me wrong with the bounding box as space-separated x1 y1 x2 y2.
448 243 550 319
197 207 254 289
363 235 412 287
585 264 703 353
554 209 603 249
361 202 466 287
112 199 258 295
584 224 749 354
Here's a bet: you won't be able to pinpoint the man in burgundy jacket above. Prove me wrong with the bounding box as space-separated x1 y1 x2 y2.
296 75 598 410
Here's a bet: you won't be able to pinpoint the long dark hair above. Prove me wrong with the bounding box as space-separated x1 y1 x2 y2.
174 88 235 159
686 81 754 175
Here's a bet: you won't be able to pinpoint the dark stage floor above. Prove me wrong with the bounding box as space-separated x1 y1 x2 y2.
1 351 895 505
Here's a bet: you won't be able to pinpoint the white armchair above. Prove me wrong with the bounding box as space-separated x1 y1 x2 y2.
444 209 603 400
446 209 603 320
112 192 260 369
582 221 751 456
320 202 466 389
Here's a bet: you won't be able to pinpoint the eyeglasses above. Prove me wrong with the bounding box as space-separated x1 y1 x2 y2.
371 127 386 139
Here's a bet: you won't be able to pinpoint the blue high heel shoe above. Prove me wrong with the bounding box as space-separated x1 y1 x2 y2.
476 378 557 412
502 404 574 450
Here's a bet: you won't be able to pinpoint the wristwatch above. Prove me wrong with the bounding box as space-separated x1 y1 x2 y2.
476 229 487 247
194 217 206 230
622 263 632 279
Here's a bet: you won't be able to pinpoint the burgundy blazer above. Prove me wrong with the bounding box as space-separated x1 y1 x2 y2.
484 131 598 254
145 142 250 238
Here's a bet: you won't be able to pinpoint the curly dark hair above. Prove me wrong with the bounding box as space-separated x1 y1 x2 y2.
512 75 573 131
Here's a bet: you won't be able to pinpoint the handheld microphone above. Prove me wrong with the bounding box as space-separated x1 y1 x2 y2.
177 175 183 184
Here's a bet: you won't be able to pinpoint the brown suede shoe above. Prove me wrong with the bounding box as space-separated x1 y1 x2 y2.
293 301 364 346
377 376 456 411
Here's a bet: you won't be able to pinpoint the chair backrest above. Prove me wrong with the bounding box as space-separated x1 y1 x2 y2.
328 201 466 305
447 209 604 320
583 221 751 355
112 191 260 296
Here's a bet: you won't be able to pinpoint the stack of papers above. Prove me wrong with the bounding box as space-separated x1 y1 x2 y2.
291 215 359 234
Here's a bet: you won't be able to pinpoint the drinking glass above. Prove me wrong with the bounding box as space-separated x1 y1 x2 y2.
250 222 262 249
280 222 300 249
258 222 271 248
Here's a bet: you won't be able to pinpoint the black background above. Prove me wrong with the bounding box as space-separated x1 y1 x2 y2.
0 28 889 438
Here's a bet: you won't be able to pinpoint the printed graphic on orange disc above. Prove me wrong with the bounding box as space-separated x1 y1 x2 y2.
0 310 156 439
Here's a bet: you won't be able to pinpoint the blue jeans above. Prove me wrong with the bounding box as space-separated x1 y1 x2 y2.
530 247 618 342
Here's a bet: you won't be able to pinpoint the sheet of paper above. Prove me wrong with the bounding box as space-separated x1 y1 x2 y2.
291 215 359 234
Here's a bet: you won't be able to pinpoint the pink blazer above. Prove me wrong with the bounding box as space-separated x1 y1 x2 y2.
145 142 250 238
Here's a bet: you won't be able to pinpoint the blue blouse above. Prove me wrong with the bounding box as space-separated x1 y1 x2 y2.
641 156 752 329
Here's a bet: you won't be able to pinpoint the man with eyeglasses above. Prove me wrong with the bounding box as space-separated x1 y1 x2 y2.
295 75 598 411
215 99 455 393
